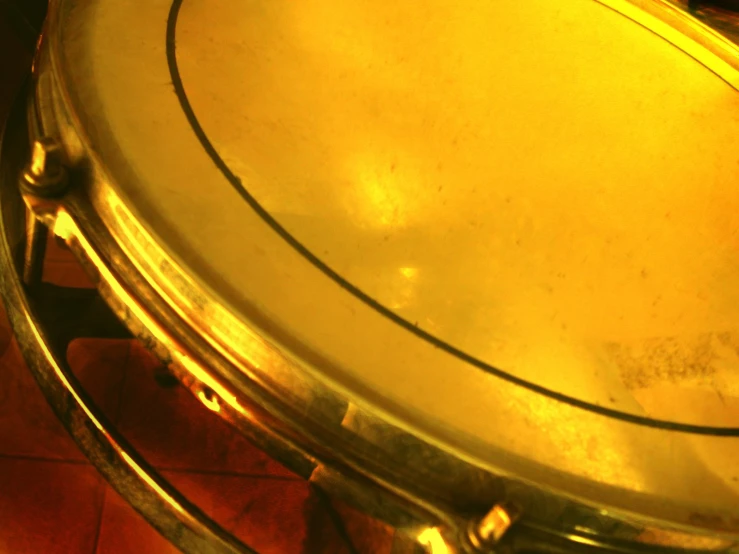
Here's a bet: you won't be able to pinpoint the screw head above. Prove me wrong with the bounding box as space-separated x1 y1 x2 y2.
21 138 69 197
465 503 522 552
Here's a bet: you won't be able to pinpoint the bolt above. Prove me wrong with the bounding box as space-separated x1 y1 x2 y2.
465 503 522 552
20 137 69 197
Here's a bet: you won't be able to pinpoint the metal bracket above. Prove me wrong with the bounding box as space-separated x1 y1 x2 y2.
20 137 69 198
463 503 522 553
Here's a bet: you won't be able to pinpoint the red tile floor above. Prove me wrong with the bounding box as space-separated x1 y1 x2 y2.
0 8 396 554
0 243 394 553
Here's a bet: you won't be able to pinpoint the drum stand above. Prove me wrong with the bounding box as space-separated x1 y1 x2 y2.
0 89 454 552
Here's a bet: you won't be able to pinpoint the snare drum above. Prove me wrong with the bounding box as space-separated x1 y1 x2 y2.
4 0 739 552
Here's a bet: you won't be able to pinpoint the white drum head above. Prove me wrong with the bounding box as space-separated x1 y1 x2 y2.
46 0 739 535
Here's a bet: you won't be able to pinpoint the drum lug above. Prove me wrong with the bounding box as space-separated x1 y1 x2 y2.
462 503 522 553
18 137 71 287
19 137 69 199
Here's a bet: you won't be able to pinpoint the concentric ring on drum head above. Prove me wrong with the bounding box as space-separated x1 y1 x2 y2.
166 0 739 436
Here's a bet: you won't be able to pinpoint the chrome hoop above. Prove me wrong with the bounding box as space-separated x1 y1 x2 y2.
0 90 256 554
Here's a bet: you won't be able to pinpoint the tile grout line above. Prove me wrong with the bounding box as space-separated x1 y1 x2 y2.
90 340 131 554
0 452 90 465
91 486 108 554
314 485 360 554
90 339 131 553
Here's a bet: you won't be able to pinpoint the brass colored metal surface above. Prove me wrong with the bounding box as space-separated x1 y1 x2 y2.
20 137 68 197
16 0 739 551
466 504 521 551
22 208 44 286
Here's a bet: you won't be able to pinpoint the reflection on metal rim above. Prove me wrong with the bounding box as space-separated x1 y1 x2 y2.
596 0 739 88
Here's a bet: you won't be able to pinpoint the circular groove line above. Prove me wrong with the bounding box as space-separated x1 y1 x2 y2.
165 0 739 436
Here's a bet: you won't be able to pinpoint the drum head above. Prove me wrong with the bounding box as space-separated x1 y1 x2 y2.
47 0 739 538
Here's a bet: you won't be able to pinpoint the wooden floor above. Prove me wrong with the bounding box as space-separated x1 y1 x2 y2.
0 7 393 553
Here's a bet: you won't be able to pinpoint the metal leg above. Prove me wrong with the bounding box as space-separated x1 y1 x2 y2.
16 225 134 349
22 207 45 287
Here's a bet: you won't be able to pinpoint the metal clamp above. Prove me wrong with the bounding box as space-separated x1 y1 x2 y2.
20 137 69 198
463 503 522 553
